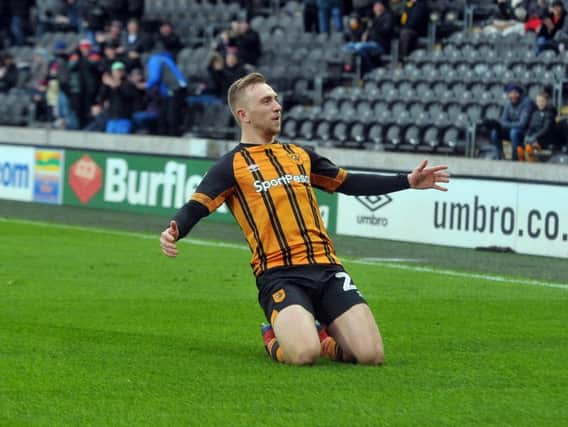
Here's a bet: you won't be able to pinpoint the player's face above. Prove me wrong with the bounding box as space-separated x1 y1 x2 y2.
244 83 282 135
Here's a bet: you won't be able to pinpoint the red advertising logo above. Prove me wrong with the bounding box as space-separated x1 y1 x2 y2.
69 155 102 204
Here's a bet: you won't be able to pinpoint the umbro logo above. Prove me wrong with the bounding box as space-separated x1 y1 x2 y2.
248 164 260 173
356 195 392 212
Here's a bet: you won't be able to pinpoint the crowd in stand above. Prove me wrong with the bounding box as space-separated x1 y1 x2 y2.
483 0 568 55
477 0 568 160
0 0 566 161
0 0 262 136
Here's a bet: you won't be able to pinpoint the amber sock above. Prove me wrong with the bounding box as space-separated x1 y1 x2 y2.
317 324 355 363
265 337 285 363
261 324 284 363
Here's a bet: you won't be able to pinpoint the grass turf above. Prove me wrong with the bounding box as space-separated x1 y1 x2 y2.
1 219 567 426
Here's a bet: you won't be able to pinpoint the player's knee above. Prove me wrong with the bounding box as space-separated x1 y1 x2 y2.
355 343 384 366
286 344 320 366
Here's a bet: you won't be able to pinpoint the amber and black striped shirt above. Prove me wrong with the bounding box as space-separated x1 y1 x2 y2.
175 141 410 276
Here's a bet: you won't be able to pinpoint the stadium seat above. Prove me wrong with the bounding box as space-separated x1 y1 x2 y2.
348 121 368 147
465 104 483 125
421 125 441 152
298 119 316 140
282 119 299 139
331 121 349 146
384 124 403 151
315 120 332 144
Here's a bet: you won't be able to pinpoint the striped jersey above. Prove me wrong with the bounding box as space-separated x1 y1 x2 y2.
190 142 348 276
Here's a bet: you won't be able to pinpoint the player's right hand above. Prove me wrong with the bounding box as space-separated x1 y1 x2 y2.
160 220 180 257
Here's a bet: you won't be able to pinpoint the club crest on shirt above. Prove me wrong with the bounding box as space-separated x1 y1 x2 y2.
287 152 302 164
272 289 286 303
248 163 260 173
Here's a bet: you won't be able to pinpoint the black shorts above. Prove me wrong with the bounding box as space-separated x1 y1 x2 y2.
256 264 367 326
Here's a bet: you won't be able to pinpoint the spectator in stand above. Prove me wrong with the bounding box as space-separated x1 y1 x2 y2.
234 20 262 67
214 29 232 58
32 79 50 122
222 49 247 94
481 1 554 36
389 0 405 19
556 7 568 51
81 0 108 47
83 103 108 131
127 0 145 21
97 61 138 134
352 0 373 19
398 0 429 60
45 61 78 129
130 67 160 133
120 18 152 70
344 13 366 43
97 20 124 53
535 1 566 55
51 39 71 96
37 0 82 34
317 0 344 34
45 63 62 124
522 90 558 161
101 40 124 72
482 0 524 34
303 0 320 32
7 0 33 46
28 48 51 91
0 53 18 93
68 39 103 128
490 84 535 161
145 49 188 136
155 21 184 60
97 0 129 24
0 2 6 50
343 1 394 72
207 52 226 98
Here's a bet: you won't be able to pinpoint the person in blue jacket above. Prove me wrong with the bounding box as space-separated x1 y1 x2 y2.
145 49 188 136
490 84 535 160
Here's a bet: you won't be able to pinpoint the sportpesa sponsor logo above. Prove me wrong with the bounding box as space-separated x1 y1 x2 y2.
254 174 309 192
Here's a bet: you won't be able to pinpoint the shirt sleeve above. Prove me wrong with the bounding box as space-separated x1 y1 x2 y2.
336 172 410 195
172 153 236 239
303 146 348 193
189 153 236 213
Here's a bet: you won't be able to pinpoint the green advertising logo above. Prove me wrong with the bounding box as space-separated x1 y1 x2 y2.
63 149 337 232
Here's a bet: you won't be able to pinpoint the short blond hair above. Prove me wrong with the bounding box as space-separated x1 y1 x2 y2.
227 72 266 125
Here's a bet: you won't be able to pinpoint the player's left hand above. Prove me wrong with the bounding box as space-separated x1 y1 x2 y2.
407 160 450 192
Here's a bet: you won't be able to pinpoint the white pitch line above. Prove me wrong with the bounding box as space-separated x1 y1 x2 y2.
352 259 568 291
2 217 567 290
360 257 421 263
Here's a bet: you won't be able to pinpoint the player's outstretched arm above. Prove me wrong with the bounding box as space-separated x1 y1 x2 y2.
407 160 450 192
159 201 209 257
160 220 180 257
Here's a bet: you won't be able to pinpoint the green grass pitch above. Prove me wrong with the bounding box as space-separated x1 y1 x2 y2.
1 219 567 426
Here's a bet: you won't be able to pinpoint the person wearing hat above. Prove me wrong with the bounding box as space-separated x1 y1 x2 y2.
96 61 138 134
68 39 103 128
490 84 535 160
